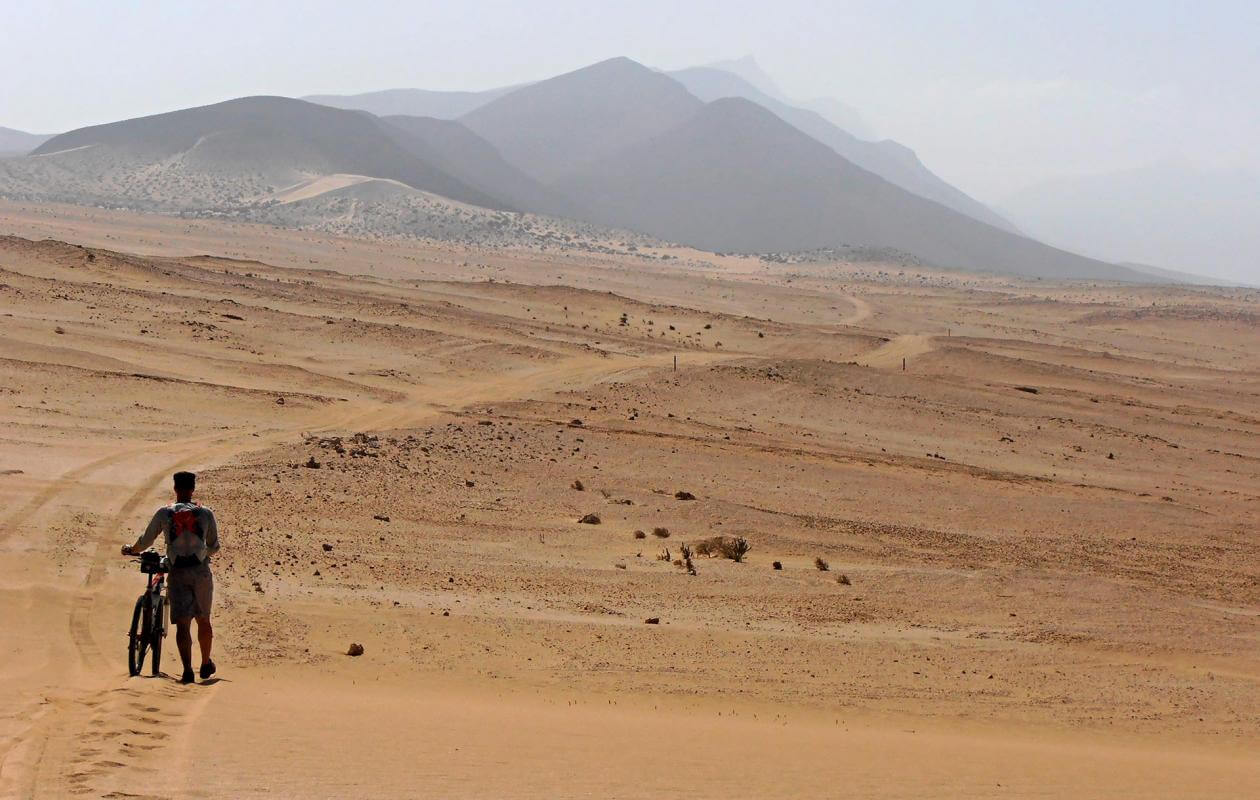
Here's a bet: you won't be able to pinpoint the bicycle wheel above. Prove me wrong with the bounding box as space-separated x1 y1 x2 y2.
127 594 149 676
150 595 164 677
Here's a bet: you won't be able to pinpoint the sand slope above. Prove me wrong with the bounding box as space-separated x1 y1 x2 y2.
0 202 1257 798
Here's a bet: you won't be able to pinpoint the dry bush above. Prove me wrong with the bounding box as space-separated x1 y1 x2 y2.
633 530 647 539
679 542 697 575
571 479 584 491
656 548 671 562
837 574 851 585
815 557 830 571
726 537 751 563
652 527 670 538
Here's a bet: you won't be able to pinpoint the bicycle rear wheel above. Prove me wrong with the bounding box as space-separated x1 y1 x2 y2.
150 595 164 677
127 594 150 676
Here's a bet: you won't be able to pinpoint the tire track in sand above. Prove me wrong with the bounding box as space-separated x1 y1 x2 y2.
17 349 704 799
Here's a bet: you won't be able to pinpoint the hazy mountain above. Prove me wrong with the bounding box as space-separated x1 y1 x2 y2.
19 96 507 210
0 126 52 157
556 97 1144 280
461 57 704 183
1002 163 1260 286
303 86 517 119
378 115 573 217
668 66 1017 232
702 55 875 140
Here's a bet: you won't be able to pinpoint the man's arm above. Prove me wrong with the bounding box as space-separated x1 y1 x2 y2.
204 509 220 557
123 509 165 555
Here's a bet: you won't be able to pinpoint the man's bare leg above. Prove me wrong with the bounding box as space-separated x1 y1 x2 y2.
175 619 194 676
196 616 213 667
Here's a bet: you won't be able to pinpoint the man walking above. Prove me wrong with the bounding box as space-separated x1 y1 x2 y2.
122 471 220 684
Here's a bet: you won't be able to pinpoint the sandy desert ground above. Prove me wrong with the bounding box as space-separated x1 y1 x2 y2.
0 200 1257 798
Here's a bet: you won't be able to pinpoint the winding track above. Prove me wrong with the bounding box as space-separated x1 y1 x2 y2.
0 347 727 799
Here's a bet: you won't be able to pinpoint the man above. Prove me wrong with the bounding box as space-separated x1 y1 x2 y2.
122 471 220 684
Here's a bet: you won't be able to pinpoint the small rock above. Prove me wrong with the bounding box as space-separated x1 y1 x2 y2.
572 479 585 491
346 643 364 656
644 617 660 625
373 514 390 522
578 513 601 525
568 419 584 427
322 543 333 552
464 480 475 487
772 561 783 570
276 396 286 405
674 491 696 500
304 456 320 468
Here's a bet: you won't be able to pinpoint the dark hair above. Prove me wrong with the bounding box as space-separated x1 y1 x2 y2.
173 471 196 491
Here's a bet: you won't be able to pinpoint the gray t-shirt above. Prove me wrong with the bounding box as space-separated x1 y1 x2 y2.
131 502 219 565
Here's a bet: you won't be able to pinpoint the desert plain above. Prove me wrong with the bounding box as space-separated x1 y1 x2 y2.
0 200 1257 798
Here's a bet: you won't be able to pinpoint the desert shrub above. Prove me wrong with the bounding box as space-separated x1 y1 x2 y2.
679 542 697 575
726 537 751 563
837 574 851 585
815 557 830 571
634 530 647 539
652 527 670 538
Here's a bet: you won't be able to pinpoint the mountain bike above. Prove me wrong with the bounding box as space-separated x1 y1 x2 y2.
128 550 169 677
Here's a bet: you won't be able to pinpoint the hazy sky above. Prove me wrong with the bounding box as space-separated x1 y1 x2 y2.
4 1 1258 203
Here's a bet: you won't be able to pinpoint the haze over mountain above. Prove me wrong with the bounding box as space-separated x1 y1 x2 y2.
555 97 1143 280
702 55 876 140
667 66 1017 233
377 115 572 217
303 86 517 120
0 126 52 157
0 57 1154 282
1002 163 1260 286
460 57 703 184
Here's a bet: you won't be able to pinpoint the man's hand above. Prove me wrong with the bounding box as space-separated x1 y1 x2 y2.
121 544 134 556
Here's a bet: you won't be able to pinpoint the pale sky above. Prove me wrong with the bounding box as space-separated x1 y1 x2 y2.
3 1 1258 217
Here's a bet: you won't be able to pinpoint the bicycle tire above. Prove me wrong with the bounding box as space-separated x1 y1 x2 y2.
150 595 164 677
127 594 147 676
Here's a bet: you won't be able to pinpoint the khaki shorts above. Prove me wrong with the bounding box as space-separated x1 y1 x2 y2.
168 562 213 621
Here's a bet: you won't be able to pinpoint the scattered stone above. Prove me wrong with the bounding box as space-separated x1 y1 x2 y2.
578 513 601 525
572 479 585 491
373 514 390 522
644 617 660 625
465 479 475 487
346 643 364 656
772 561 783 570
322 543 333 552
614 562 627 570
1014 386 1039 394
276 396 286 405
633 530 647 539
674 491 696 500
304 456 319 468
837 574 852 585
568 419 584 427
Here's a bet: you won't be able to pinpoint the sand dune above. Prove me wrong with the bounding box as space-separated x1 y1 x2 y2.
0 202 1257 798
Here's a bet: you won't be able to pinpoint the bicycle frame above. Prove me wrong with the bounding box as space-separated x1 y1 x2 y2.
147 571 168 641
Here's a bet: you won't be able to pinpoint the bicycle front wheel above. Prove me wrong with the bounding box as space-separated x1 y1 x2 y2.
127 594 149 676
150 595 164 677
